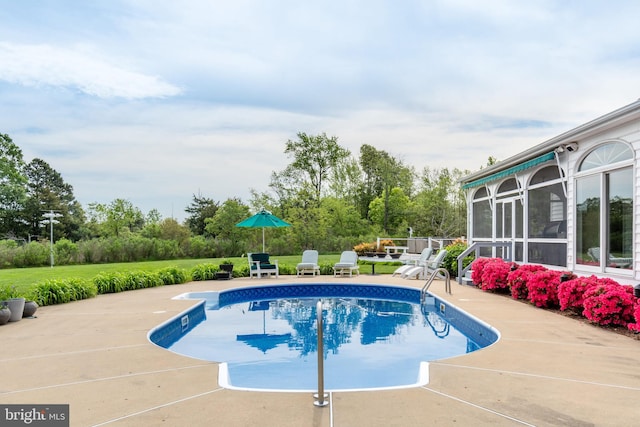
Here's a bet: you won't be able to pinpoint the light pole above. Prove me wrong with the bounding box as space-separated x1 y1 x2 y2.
41 210 61 268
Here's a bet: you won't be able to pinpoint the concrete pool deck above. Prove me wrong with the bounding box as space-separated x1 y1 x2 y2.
1 275 639 426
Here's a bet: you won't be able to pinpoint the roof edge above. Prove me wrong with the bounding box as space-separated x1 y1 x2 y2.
460 98 640 184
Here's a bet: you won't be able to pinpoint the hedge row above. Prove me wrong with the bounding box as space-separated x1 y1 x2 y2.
470 258 640 331
1 261 349 308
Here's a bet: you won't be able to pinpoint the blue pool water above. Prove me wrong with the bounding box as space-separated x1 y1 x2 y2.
149 284 499 391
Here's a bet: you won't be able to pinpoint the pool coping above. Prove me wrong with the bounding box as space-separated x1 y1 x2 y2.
1 275 639 426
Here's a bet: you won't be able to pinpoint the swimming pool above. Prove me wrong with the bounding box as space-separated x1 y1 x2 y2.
149 284 499 392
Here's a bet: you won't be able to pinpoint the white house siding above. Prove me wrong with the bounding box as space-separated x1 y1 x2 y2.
461 100 640 285
563 122 639 284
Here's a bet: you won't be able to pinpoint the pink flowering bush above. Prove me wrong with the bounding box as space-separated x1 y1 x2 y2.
526 270 565 308
582 283 635 326
628 303 640 332
507 264 548 300
557 275 614 314
470 258 502 286
478 258 514 292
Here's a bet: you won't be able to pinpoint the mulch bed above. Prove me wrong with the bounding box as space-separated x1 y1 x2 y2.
488 289 640 341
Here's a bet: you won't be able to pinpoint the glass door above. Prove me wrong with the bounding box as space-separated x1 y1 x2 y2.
496 198 523 262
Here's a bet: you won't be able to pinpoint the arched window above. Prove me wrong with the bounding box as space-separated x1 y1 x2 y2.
530 165 564 185
575 142 634 271
579 142 633 172
497 178 518 194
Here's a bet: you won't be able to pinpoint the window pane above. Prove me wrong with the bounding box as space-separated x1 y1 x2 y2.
528 242 567 266
514 242 523 262
472 200 492 238
473 187 487 199
497 178 518 193
576 175 600 266
607 168 633 269
579 142 633 172
496 202 503 238
515 201 523 238
503 203 512 238
530 166 562 185
528 182 566 238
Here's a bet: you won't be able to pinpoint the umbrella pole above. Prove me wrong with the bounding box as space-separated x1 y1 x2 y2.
262 227 265 252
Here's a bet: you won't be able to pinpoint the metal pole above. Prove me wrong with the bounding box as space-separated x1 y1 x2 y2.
314 300 328 407
49 213 54 268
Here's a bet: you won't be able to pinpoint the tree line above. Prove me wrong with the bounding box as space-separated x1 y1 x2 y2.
1 131 474 266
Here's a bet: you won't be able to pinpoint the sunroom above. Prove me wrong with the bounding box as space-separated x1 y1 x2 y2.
460 99 639 283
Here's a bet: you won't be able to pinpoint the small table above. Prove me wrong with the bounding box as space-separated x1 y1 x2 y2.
358 256 403 275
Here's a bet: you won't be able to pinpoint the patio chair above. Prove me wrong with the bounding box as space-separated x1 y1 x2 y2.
588 247 632 268
402 249 448 280
333 251 360 277
248 252 279 278
297 250 320 277
392 247 433 277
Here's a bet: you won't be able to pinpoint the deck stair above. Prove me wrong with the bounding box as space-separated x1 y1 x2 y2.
459 269 475 286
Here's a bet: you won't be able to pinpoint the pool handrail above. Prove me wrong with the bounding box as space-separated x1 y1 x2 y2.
421 268 451 304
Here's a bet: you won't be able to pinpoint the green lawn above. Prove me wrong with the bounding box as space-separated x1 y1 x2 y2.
1 255 401 295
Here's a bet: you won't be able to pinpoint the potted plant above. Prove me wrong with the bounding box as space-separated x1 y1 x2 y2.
6 297 25 322
216 260 234 280
0 301 10 325
0 286 25 322
219 260 234 273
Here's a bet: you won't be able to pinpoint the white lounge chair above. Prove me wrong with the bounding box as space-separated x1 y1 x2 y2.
297 250 320 276
333 251 360 277
392 247 433 277
402 249 448 280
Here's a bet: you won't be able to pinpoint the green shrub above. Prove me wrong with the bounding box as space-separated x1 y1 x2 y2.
157 266 190 285
122 271 162 290
319 262 334 275
93 270 163 293
191 263 219 281
54 238 79 265
29 278 97 306
233 264 249 278
13 242 49 267
443 241 475 277
94 272 124 294
0 284 19 300
0 240 18 268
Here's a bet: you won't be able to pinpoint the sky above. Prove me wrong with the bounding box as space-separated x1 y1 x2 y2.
2 1 640 222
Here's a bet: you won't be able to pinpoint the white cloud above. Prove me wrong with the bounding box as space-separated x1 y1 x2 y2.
0 42 181 99
3 1 640 222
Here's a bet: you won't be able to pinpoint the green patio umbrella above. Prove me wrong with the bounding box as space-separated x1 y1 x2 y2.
235 209 291 252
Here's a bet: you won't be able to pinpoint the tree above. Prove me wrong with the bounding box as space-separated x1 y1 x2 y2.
284 132 350 203
0 133 28 238
321 197 370 246
88 199 144 237
358 144 414 230
268 168 304 211
184 194 219 235
159 218 190 245
204 198 250 255
327 156 363 206
409 167 467 237
23 158 85 241
368 188 411 235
